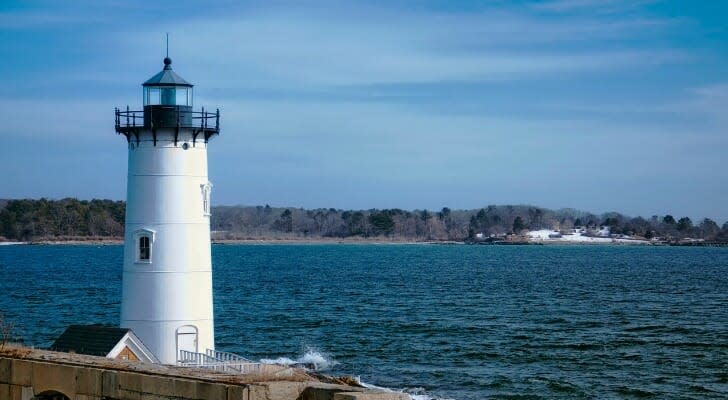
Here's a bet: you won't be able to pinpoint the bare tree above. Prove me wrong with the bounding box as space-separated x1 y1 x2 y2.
0 313 15 351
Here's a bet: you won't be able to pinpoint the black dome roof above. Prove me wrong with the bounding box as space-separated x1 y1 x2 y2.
143 58 192 87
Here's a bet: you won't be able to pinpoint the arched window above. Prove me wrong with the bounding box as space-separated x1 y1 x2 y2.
133 228 155 264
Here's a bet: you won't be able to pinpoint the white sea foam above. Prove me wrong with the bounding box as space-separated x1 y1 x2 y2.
360 380 455 400
260 347 338 370
261 349 451 399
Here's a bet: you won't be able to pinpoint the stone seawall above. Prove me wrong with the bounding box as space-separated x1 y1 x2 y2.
0 348 408 400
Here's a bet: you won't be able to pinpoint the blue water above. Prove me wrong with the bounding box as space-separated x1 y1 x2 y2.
1 244 727 399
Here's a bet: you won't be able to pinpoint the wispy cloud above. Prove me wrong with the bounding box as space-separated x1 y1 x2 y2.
683 83 728 124
1 0 726 220
0 11 103 29
4 1 685 92
531 0 658 14
0 99 111 138
97 5 686 89
532 81 728 128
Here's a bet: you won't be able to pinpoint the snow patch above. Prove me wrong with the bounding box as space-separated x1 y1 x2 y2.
527 229 647 244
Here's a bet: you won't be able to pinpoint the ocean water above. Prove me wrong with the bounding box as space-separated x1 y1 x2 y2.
1 244 726 399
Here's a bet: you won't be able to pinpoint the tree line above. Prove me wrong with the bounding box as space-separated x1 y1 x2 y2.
0 198 125 240
1 198 726 242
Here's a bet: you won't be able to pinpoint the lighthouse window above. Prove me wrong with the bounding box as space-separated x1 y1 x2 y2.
139 236 150 260
161 88 176 105
144 86 191 106
145 87 160 105
176 87 190 106
201 183 212 216
133 228 155 264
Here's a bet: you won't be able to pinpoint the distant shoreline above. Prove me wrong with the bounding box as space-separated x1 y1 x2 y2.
4 199 725 246
4 238 725 246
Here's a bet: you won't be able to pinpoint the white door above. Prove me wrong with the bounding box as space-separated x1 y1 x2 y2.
176 325 198 361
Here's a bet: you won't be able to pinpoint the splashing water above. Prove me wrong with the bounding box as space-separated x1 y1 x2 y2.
260 348 338 371
259 351 445 399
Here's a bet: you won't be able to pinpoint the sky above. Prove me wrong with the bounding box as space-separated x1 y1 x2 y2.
1 0 727 222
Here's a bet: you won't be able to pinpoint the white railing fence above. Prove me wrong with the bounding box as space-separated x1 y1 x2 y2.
205 348 253 363
177 349 293 376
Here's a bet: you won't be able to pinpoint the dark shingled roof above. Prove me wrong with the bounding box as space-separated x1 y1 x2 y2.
50 325 130 357
143 57 192 87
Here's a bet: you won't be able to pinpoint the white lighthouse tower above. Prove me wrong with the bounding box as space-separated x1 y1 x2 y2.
115 56 219 365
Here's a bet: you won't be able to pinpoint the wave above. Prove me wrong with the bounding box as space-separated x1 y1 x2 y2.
258 349 452 399
258 348 456 399
260 347 338 371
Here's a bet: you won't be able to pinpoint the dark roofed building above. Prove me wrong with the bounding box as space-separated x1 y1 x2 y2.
50 325 157 363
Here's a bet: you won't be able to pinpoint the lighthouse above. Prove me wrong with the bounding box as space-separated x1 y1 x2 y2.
115 56 219 365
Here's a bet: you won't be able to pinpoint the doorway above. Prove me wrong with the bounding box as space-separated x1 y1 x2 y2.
176 325 198 361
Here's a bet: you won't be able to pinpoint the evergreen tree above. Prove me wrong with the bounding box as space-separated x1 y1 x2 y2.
513 216 525 233
677 217 693 232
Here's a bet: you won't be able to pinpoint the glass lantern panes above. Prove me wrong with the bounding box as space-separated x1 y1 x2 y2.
144 86 192 106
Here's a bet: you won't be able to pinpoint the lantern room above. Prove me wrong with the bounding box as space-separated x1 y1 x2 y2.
115 56 219 145
143 57 193 106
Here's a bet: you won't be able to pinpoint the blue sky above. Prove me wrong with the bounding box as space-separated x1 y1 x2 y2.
1 0 727 221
